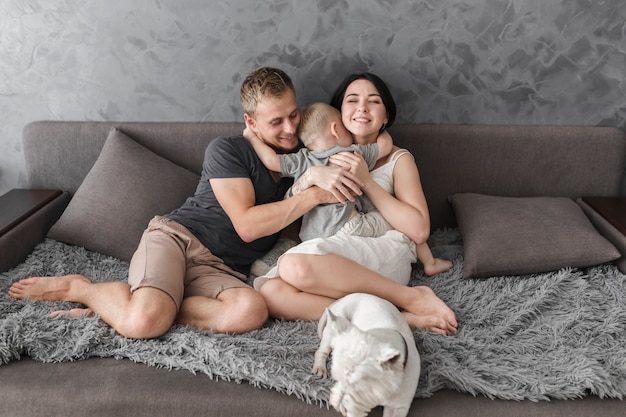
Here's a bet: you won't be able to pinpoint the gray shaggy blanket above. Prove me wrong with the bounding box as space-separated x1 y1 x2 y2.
1 229 625 404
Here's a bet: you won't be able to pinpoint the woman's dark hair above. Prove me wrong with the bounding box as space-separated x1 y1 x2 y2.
329 72 396 130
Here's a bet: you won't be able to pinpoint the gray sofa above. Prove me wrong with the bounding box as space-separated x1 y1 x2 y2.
1 121 625 417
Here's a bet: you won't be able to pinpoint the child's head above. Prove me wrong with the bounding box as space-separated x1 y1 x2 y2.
297 102 353 150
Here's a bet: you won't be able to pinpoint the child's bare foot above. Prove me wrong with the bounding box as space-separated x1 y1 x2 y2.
404 285 457 335
423 258 453 276
7 274 91 302
51 308 95 319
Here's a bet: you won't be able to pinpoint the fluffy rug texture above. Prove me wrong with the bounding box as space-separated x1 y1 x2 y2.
1 229 625 404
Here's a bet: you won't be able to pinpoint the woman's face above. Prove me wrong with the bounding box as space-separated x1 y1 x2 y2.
340 79 388 144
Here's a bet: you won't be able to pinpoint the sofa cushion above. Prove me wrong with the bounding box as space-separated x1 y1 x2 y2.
448 193 621 279
48 128 200 261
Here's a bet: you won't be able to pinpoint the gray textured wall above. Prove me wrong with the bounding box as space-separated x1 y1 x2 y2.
1 0 625 196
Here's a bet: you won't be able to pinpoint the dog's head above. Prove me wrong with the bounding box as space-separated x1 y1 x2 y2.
325 311 405 417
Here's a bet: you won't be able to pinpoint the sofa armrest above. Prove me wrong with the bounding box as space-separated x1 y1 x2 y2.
0 191 71 273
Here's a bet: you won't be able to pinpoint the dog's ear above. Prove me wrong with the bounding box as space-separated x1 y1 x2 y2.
327 310 352 334
379 347 402 369
326 309 338 322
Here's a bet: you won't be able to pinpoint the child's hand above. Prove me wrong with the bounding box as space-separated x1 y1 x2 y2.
243 126 257 142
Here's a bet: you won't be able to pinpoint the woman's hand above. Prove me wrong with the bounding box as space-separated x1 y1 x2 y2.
329 151 372 186
292 165 363 204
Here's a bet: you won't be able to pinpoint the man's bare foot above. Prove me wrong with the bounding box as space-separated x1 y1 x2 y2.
423 258 453 276
50 308 95 319
7 274 91 302
404 285 457 335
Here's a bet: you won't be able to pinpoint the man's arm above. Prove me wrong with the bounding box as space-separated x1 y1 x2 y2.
210 177 329 242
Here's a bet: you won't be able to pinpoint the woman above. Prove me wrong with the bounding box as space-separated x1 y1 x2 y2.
257 73 457 335
330 74 453 277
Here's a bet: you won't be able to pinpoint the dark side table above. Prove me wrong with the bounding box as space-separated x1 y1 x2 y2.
0 189 62 237
579 196 626 273
582 197 626 236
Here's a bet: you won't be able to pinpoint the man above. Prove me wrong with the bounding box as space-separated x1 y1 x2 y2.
8 67 359 338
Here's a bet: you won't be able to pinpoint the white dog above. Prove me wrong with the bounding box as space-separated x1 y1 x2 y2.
312 293 420 417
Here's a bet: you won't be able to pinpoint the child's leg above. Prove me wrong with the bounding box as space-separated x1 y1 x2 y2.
416 242 453 276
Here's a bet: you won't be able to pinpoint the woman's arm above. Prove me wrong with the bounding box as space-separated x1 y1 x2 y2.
330 150 431 244
289 165 364 204
376 130 393 160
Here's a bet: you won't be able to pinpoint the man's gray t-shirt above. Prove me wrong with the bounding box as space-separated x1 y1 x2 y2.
279 143 379 241
166 135 293 275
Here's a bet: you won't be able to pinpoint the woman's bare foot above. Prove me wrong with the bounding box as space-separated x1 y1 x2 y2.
423 258 453 276
402 312 452 335
50 308 95 319
7 274 91 302
404 285 457 335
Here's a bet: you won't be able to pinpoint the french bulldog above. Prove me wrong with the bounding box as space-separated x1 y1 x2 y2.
312 293 420 417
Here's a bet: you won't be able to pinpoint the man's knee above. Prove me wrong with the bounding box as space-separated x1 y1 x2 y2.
117 294 177 339
220 289 268 333
117 309 174 339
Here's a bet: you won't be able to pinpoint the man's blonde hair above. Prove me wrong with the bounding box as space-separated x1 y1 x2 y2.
240 66 295 116
297 102 342 147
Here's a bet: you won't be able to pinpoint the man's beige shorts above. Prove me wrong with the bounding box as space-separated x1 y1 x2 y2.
128 216 250 311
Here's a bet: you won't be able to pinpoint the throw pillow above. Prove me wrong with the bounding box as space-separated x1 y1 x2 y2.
48 128 200 261
448 193 621 279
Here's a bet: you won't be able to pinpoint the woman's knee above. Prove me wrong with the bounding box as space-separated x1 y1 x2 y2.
259 279 296 320
278 254 316 289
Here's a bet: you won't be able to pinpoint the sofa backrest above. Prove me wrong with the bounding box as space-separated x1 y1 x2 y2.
23 121 242 194
389 124 626 229
23 121 626 230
